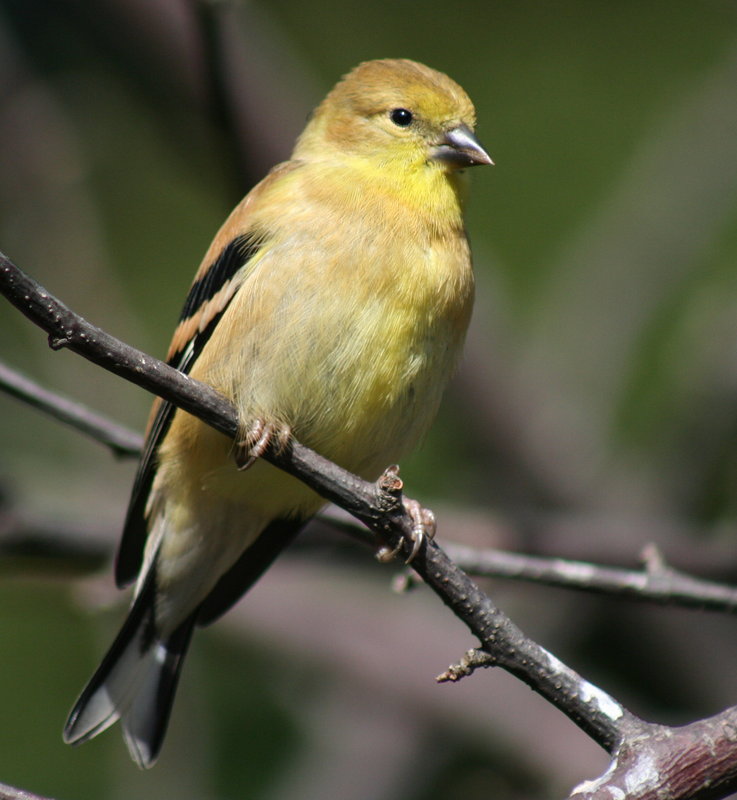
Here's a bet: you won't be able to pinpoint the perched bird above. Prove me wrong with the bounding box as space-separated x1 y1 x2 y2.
63 58 491 767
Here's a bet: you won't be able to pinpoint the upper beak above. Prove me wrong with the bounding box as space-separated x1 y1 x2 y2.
431 124 494 168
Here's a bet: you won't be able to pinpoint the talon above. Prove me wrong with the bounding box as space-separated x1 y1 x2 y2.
403 499 436 564
234 419 291 471
407 531 424 564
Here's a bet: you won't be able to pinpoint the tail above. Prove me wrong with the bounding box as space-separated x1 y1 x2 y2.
63 572 195 768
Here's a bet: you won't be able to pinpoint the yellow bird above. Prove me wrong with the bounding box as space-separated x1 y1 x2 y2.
63 58 491 767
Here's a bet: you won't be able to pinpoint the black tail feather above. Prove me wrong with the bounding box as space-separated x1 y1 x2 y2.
63 566 196 768
65 520 305 766
120 615 196 768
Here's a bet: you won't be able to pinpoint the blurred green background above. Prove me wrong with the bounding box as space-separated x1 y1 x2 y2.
2 1 737 798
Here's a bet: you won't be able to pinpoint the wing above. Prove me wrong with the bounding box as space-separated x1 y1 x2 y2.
114 232 259 587
115 160 302 588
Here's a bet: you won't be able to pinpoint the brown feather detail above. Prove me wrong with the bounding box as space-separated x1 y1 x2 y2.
166 277 242 365
115 160 303 587
165 162 302 366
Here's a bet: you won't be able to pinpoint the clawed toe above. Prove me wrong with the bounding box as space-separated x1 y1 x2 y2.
234 419 291 471
403 498 436 563
376 497 436 564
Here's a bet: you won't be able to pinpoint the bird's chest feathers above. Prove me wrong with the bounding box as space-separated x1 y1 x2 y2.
286 176 472 463
214 164 474 471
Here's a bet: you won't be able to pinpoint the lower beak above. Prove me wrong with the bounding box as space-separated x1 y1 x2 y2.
431 124 494 168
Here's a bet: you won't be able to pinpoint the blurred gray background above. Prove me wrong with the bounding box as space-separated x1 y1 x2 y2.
2 1 737 798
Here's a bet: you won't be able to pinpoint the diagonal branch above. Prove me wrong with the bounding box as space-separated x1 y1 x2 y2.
0 781 58 800
1 348 736 617
6 250 737 798
0 249 633 751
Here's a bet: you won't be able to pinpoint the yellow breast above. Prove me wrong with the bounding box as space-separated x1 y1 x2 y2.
160 157 474 517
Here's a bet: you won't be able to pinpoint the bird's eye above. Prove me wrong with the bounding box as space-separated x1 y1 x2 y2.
390 108 413 127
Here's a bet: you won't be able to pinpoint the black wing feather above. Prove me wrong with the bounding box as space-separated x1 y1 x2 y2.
115 235 258 587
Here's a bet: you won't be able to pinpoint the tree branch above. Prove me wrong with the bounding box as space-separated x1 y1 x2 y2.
4 250 737 798
569 707 737 800
0 781 57 800
0 249 633 749
397 540 737 614
0 359 142 458
5 333 736 615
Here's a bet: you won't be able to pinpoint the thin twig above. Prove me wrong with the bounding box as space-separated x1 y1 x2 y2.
322 513 737 614
0 359 142 458
425 542 737 614
6 346 734 616
436 647 495 682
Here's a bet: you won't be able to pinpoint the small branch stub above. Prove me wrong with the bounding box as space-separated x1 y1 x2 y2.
374 465 408 563
377 464 404 512
373 465 436 564
437 648 496 683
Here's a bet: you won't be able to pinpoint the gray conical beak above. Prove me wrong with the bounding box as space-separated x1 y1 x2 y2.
431 124 494 168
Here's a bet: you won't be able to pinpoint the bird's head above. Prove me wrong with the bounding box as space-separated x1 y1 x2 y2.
294 59 492 173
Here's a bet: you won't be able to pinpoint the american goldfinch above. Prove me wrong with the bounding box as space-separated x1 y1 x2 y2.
63 58 491 767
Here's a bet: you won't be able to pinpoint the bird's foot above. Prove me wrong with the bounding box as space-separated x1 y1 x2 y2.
376 496 436 564
234 419 292 471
